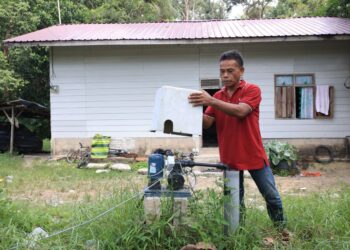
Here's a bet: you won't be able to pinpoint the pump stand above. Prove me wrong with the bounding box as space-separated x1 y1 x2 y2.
145 154 240 233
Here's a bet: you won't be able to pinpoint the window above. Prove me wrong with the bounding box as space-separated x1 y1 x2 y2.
274 74 333 119
200 79 221 89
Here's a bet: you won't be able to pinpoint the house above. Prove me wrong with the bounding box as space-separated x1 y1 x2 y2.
4 17 350 156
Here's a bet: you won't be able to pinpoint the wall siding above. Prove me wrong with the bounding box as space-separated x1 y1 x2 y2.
50 41 350 140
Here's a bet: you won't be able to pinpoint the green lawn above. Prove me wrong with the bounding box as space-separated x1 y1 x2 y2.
0 153 349 249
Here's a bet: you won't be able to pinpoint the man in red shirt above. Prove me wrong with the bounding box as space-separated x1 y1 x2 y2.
188 50 286 228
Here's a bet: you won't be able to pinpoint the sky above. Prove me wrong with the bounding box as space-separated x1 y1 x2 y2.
227 0 278 19
229 4 245 18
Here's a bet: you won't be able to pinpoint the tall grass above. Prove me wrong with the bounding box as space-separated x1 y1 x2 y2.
0 154 349 249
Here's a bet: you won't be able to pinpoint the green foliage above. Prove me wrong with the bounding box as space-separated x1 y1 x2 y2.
264 140 298 166
90 0 175 23
224 0 273 19
0 51 28 102
0 155 350 249
131 161 148 171
266 0 350 18
42 138 51 152
174 0 228 20
324 0 350 17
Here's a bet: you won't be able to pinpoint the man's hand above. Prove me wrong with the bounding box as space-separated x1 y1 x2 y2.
188 90 215 107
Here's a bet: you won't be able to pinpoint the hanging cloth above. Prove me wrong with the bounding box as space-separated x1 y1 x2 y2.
300 88 313 119
316 85 330 115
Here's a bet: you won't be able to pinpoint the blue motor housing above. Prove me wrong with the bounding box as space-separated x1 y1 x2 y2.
147 153 164 189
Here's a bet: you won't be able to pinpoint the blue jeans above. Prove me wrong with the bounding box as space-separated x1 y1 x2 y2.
239 165 286 227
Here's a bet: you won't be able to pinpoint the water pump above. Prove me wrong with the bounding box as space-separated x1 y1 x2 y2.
146 150 240 234
147 151 227 190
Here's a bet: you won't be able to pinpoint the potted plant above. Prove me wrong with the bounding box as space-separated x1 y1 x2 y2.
264 140 299 175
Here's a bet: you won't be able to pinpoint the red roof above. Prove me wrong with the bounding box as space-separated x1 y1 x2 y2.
4 17 350 46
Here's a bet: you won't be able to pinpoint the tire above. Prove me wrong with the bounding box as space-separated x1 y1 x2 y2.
77 152 90 168
66 151 79 163
314 145 333 164
77 156 89 168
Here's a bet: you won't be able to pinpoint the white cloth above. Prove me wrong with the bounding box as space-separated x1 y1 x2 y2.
300 88 313 119
316 85 330 115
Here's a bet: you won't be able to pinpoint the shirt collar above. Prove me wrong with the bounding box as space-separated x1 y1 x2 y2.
222 80 246 97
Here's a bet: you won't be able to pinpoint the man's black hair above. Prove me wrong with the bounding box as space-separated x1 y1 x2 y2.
219 50 244 67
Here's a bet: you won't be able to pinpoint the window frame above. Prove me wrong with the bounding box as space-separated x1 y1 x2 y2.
274 73 316 119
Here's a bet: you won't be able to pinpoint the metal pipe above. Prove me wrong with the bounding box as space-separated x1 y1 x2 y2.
176 160 228 170
223 170 240 235
10 106 14 154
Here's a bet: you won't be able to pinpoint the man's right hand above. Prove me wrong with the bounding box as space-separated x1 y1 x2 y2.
188 90 215 107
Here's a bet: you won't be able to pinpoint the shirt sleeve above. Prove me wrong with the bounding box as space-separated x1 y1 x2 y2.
239 84 261 111
204 105 215 118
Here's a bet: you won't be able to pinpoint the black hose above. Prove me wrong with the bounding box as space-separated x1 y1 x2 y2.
177 160 228 170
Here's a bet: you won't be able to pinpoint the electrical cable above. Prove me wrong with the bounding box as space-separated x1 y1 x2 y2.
178 161 198 199
9 171 164 250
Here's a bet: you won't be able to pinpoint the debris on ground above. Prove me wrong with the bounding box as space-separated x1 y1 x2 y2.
281 228 293 242
95 169 110 174
110 163 131 171
181 242 217 250
85 239 97 250
300 171 321 177
27 227 48 248
137 168 148 175
262 237 275 247
6 175 13 183
86 163 108 169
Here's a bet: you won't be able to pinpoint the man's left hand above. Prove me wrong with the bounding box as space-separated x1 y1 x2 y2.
188 90 214 107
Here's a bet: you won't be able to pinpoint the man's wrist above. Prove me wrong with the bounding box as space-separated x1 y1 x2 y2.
209 97 217 107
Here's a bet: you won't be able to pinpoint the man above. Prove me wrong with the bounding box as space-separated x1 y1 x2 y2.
188 50 286 228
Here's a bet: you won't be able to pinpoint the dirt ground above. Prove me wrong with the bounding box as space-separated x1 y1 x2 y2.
12 157 350 205
194 161 350 196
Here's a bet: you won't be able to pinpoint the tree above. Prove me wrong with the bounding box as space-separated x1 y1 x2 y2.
173 0 228 20
224 0 274 19
323 0 350 17
266 0 349 18
90 0 176 23
243 0 273 19
266 0 327 18
0 51 27 103
0 0 92 138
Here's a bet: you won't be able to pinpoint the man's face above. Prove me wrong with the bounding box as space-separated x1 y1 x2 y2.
220 59 244 88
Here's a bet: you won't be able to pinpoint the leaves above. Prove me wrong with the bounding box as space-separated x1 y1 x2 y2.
264 140 298 167
265 0 350 18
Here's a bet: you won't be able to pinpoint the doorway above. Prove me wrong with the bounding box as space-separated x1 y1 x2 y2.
202 88 219 147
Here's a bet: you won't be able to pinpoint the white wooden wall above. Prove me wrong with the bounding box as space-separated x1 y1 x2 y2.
50 40 350 139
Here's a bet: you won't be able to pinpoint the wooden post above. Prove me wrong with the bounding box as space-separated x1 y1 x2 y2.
10 106 14 154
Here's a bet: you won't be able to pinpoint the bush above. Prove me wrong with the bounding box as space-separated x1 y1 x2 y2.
264 140 299 175
264 140 298 167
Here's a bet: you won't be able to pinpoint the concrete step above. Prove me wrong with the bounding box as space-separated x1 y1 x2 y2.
194 147 219 163
198 147 219 155
193 147 220 170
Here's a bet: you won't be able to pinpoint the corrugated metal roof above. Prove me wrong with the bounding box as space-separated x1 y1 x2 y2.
3 17 350 46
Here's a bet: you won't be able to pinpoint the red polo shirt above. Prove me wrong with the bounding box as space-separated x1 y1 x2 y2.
205 80 269 171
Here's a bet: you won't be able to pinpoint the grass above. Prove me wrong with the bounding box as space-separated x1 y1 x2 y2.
0 153 349 249
42 138 51 152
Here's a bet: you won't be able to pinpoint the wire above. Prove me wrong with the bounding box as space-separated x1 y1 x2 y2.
49 179 162 238
178 161 197 197
9 171 164 250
